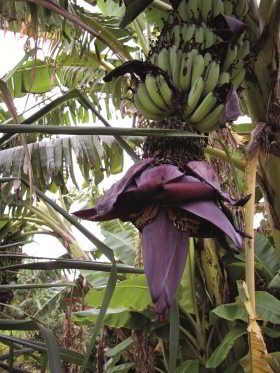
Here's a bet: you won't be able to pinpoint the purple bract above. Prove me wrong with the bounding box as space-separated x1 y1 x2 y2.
74 159 249 315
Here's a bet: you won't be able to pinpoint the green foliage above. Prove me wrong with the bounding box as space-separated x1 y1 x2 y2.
1 0 280 372
101 220 137 266
74 307 153 329
0 134 124 192
211 291 280 324
175 359 199 373
206 328 247 368
6 59 53 97
85 275 152 311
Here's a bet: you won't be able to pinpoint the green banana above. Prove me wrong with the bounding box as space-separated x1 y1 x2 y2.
184 76 205 117
190 92 217 123
236 39 250 60
195 103 224 132
169 45 178 80
204 28 216 49
231 67 246 87
223 0 233 15
179 49 198 92
133 91 164 121
213 0 224 17
237 31 245 47
201 0 212 22
145 74 171 112
231 60 244 79
203 61 220 96
222 44 237 72
112 76 123 110
171 24 182 47
187 0 199 20
218 72 230 84
204 52 212 67
157 48 172 78
195 27 204 47
182 23 196 42
191 54 205 87
170 45 183 89
242 0 249 18
150 53 158 65
136 82 166 115
156 74 173 107
235 0 248 18
178 0 188 21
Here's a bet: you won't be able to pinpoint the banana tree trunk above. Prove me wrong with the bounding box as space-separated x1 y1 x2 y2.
245 0 280 259
258 143 280 259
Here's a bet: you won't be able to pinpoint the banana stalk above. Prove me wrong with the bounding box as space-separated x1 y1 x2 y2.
244 150 258 316
258 151 280 260
199 238 224 306
245 0 280 260
244 149 273 372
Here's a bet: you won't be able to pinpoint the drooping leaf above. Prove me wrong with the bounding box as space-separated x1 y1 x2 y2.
254 292 280 324
0 135 123 190
85 274 152 311
36 323 62 373
73 308 153 329
270 271 280 288
262 327 280 339
206 327 247 368
105 337 134 358
106 362 135 373
6 60 54 97
175 360 199 373
211 291 280 325
225 232 280 287
266 351 280 372
102 228 136 266
250 233 278 280
223 361 244 373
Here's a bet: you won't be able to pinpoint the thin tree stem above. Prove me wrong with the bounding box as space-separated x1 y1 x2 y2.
244 151 258 317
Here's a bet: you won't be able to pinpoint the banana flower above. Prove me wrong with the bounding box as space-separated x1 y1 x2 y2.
74 158 249 315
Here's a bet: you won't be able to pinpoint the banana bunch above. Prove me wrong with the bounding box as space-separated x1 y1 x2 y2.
177 0 249 23
133 74 173 121
167 21 219 51
130 0 251 132
181 54 225 133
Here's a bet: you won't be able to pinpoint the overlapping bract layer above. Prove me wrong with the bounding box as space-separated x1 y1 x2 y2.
74 159 249 314
132 0 250 132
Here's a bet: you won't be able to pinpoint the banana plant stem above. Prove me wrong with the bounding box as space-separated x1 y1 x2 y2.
179 326 202 361
0 217 45 225
178 326 199 353
205 146 245 172
244 151 258 317
0 124 205 138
